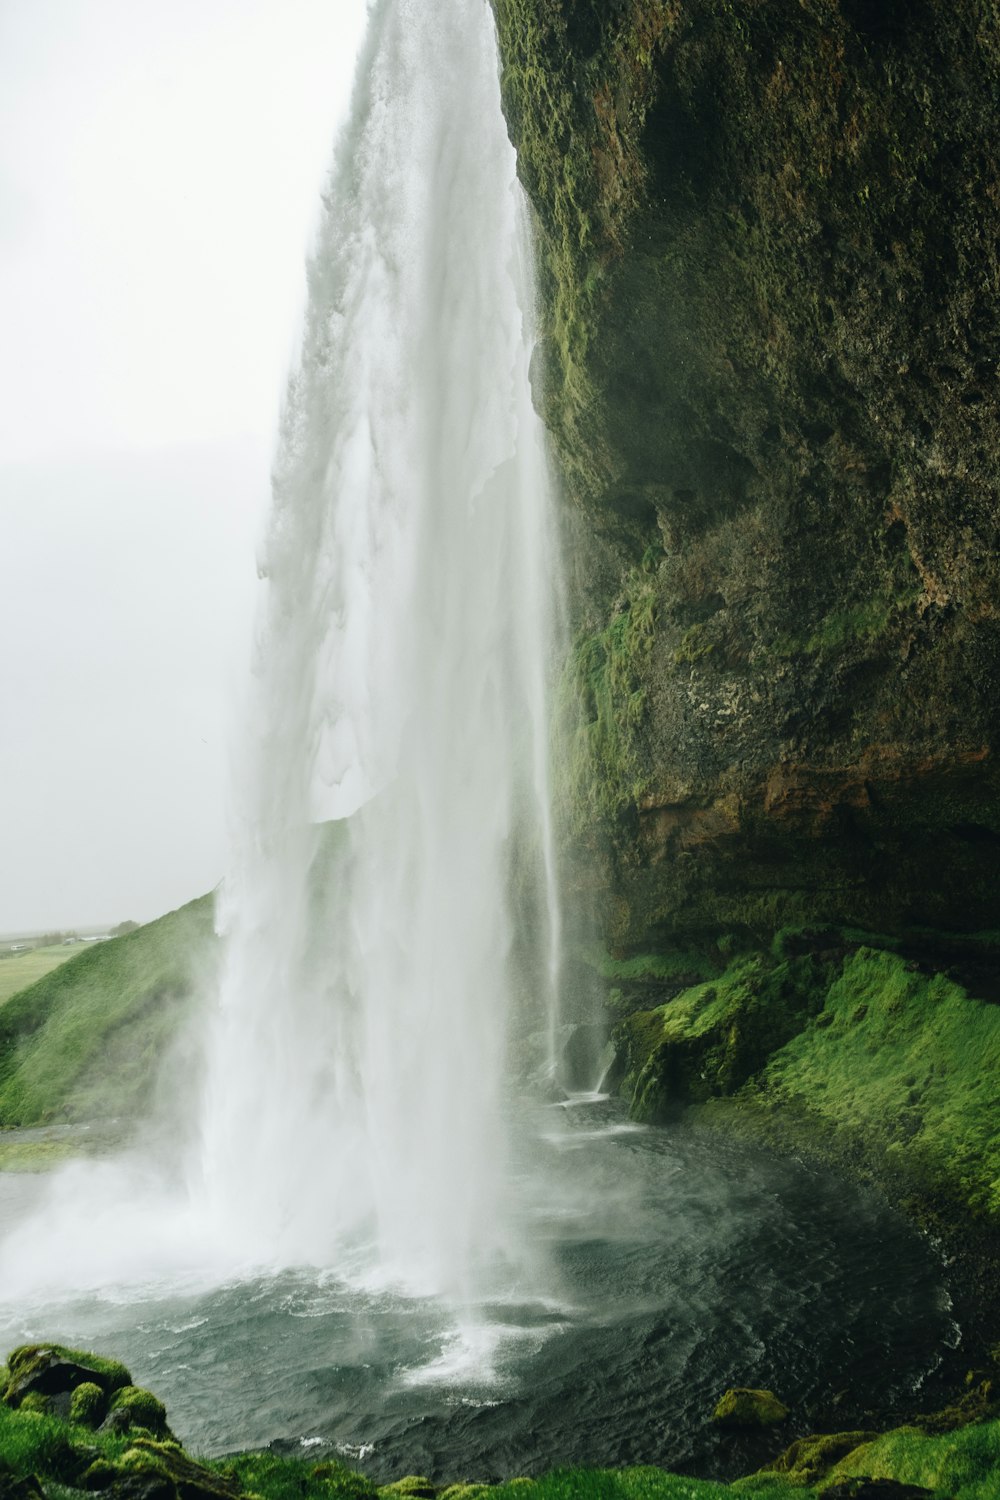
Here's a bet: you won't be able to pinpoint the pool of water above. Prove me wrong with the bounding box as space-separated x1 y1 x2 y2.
0 1098 957 1483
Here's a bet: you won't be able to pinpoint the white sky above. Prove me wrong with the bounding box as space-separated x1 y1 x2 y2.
0 0 368 931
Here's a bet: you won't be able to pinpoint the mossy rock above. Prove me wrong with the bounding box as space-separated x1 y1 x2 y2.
763 1430 879 1486
80 1459 124 1491
379 1480 437 1500
15 1395 50 1417
308 1462 379 1498
4 1345 132 1407
108 1387 171 1440
712 1387 789 1429
123 1440 242 1500
70 1382 108 1429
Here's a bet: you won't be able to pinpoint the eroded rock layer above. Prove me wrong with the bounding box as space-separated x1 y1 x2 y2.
493 0 1000 948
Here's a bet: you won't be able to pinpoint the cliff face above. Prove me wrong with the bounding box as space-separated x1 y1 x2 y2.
493 0 1000 951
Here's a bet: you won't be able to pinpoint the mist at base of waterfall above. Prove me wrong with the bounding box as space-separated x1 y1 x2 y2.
0 1099 956 1484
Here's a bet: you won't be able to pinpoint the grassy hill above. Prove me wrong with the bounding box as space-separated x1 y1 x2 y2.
0 894 216 1128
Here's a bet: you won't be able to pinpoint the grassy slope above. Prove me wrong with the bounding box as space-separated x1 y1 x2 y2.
0 947 80 1006
613 941 1000 1220
0 894 215 1127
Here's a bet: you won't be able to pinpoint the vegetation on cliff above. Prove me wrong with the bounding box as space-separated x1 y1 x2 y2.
494 0 1000 950
608 937 1000 1221
0 895 214 1129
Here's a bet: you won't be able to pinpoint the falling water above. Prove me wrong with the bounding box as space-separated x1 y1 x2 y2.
193 0 562 1296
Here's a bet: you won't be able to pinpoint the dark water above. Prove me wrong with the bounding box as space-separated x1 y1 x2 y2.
0 1100 956 1483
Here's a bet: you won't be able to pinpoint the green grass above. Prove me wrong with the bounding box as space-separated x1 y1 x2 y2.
613 942 1000 1218
490 1471 805 1500
828 1415 1000 1498
0 894 215 1127
0 947 80 1006
760 946 1000 1216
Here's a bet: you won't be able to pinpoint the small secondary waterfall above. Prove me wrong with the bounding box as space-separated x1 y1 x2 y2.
194 0 562 1296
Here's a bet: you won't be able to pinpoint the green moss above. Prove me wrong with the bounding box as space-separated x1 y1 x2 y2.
80 1457 120 1488
0 894 215 1126
770 580 922 659
759 947 1000 1216
68 1384 106 1428
489 1470 803 1500
4 1345 132 1405
759 1431 877 1487
828 1415 1000 1498
608 937 1000 1220
379 1480 437 1499
109 1386 170 1438
16 1395 50 1417
673 624 717 666
556 570 658 831
616 953 828 1121
712 1389 789 1429
227 1452 377 1500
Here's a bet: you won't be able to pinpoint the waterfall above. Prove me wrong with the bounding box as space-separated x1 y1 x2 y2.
193 0 562 1297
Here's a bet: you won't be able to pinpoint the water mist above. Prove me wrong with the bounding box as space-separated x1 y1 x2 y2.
193 0 563 1296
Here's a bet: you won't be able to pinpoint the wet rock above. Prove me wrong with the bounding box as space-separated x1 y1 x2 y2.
712 1386 790 1428
99 1409 136 1437
107 1388 171 1441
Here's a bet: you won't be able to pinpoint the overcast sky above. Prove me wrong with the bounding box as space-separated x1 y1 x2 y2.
0 0 368 932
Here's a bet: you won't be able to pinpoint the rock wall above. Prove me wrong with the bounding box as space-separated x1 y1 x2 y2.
493 0 1000 951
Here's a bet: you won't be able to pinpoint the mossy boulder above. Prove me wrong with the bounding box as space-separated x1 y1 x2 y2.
81 1458 122 1490
712 1387 789 1429
15 1396 50 1418
70 1383 108 1429
115 1440 241 1500
4 1345 132 1409
105 1388 171 1441
379 1481 437 1500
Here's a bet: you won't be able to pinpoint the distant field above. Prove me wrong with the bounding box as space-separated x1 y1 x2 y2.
0 945 82 1005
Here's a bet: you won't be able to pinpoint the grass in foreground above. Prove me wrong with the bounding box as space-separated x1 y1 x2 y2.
7 1340 1000 1499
